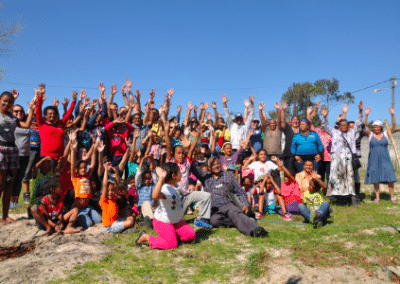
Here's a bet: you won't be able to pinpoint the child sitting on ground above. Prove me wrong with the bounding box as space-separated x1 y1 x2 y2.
297 171 330 229
31 177 80 235
99 162 135 233
275 159 302 219
258 175 288 220
135 163 196 249
127 175 139 215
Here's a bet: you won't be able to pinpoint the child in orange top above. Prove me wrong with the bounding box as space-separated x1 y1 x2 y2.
70 130 101 227
100 162 135 233
31 177 80 235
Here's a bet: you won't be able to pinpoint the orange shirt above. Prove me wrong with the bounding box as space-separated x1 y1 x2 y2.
100 196 119 227
295 171 312 197
72 175 92 199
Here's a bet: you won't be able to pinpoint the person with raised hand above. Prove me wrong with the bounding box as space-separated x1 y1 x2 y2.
135 164 196 249
0 89 35 225
363 106 397 204
279 100 300 174
222 94 254 152
36 85 77 160
321 101 364 207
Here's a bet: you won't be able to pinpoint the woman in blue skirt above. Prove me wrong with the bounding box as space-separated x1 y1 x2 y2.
363 106 397 204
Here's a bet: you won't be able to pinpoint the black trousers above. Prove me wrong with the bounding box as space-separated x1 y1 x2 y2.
210 202 260 236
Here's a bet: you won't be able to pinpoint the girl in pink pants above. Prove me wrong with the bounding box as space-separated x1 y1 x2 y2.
136 162 196 249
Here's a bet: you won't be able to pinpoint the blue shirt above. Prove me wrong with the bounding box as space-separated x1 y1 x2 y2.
291 131 324 156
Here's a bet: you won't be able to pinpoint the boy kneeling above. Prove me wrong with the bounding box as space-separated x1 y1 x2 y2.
31 177 80 235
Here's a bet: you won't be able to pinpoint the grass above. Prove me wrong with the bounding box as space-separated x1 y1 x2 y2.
2 172 400 283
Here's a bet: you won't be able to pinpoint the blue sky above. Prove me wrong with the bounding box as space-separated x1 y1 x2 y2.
1 0 399 125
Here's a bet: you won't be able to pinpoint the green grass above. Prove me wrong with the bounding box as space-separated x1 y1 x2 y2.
3 172 400 283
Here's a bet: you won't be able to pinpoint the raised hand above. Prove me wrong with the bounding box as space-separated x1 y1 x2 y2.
167 89 175 97
187 102 193 111
358 100 364 111
307 106 313 116
121 85 127 95
98 83 105 94
52 96 60 107
320 106 328 117
149 89 155 100
211 101 217 109
135 89 141 100
71 90 78 101
28 96 37 110
337 113 343 121
311 170 319 179
193 105 198 112
125 79 132 91
181 135 190 149
315 101 321 109
177 105 182 113
365 107 371 115
79 89 87 101
274 102 280 110
259 102 265 111
277 159 283 168
221 94 228 104
341 104 349 113
133 129 140 139
206 112 212 121
222 164 228 172
281 101 287 110
203 102 209 110
389 106 395 115
111 84 118 96
97 140 105 152
271 156 278 162
155 167 167 179
11 89 19 100
244 99 250 108
62 97 70 108
248 95 255 105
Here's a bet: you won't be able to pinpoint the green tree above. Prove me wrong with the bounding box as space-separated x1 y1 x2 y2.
314 78 354 111
0 2 23 79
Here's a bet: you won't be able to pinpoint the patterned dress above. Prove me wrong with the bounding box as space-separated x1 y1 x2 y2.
321 114 362 196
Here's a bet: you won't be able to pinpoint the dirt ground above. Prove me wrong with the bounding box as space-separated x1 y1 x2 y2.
0 213 397 284
0 213 112 284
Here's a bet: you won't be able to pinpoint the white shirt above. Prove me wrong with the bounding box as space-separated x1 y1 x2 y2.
248 161 278 181
154 184 185 224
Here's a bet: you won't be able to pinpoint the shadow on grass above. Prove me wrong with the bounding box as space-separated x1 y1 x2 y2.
194 228 214 244
286 276 302 284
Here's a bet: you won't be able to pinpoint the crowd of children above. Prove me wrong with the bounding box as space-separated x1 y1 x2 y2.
0 80 397 249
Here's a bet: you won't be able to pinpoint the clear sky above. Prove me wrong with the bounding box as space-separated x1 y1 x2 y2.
1 0 399 126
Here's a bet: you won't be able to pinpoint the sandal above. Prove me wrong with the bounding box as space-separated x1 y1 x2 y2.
391 198 397 204
374 199 380 203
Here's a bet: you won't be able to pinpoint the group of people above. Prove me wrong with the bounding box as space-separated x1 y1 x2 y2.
0 80 397 250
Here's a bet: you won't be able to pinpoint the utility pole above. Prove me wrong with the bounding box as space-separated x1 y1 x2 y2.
392 75 396 109
293 82 297 116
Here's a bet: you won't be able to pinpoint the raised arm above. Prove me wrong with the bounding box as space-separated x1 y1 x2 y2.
164 120 173 162
320 106 333 136
389 106 396 133
363 107 372 137
259 102 268 132
18 95 36 129
211 101 219 122
87 140 98 178
61 90 78 126
152 168 167 201
222 94 233 128
70 130 78 179
107 84 118 121
102 163 111 198
280 101 287 130
183 102 192 128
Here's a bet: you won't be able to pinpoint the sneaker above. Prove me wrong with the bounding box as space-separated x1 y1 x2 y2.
252 226 268 238
23 193 30 204
194 218 212 229
255 212 264 220
283 214 292 221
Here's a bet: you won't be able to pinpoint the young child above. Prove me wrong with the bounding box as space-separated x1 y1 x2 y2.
297 171 330 228
70 130 101 228
259 175 287 220
99 162 135 233
241 176 253 206
31 177 80 235
275 159 302 220
135 163 196 249
135 155 157 229
243 149 283 182
127 175 139 215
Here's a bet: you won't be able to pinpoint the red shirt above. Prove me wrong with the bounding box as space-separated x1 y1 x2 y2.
36 96 76 160
105 122 134 156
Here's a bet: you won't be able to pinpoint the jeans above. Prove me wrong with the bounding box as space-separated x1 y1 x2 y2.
298 201 330 223
295 155 320 172
76 206 102 227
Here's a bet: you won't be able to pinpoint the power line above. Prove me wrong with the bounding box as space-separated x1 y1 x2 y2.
349 78 393 94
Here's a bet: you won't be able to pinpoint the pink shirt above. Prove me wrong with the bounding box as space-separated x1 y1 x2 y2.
311 125 332 162
170 155 192 195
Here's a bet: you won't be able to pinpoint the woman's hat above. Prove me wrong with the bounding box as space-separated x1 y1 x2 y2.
373 120 384 127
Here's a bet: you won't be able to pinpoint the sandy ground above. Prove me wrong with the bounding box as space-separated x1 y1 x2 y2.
0 213 113 284
1 213 397 284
